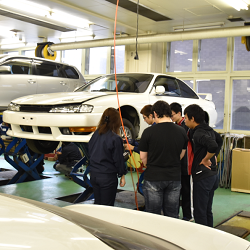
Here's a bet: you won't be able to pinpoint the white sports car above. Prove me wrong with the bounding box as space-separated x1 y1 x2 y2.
3 73 217 154
0 193 249 250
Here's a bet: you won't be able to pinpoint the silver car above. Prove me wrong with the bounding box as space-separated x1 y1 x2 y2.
0 54 86 112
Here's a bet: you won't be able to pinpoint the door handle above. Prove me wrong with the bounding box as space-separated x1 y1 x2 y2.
28 79 36 84
60 81 66 86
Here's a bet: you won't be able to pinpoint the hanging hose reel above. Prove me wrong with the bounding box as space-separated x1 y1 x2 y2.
35 42 57 60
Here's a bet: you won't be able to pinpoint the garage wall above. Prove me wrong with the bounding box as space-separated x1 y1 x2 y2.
125 43 164 73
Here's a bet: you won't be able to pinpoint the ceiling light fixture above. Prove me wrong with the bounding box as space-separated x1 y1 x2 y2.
48 10 90 29
0 0 91 28
173 22 225 32
0 0 49 16
223 0 248 11
0 42 27 49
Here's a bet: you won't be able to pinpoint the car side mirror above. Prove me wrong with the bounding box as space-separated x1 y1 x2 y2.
0 66 11 73
155 86 165 95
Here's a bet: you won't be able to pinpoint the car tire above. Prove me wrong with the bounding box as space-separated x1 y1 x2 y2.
26 140 59 154
120 118 136 140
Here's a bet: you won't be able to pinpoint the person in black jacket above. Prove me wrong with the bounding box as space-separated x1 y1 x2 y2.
88 107 127 206
53 142 82 175
170 102 194 221
184 104 223 227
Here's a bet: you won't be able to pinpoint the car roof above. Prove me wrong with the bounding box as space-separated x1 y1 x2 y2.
0 54 71 66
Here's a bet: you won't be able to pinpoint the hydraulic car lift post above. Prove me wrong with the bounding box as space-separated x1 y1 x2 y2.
0 116 44 183
4 138 44 184
68 142 94 204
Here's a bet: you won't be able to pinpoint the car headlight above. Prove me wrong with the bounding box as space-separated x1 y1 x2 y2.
8 102 21 112
49 104 94 113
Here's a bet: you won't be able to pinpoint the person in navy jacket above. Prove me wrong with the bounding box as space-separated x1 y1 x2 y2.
88 107 127 206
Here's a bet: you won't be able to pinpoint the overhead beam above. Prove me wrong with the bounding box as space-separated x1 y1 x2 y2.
50 25 250 51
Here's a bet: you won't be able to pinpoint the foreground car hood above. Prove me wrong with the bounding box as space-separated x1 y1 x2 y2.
0 194 109 250
66 204 250 250
11 91 119 105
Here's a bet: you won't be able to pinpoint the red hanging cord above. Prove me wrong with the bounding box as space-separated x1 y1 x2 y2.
114 0 140 210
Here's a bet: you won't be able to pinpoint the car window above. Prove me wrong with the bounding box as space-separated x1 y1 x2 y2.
154 77 181 97
177 79 199 99
0 59 32 75
63 66 79 79
77 74 153 93
35 62 61 77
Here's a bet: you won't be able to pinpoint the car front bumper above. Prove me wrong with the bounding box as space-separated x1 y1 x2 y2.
3 111 101 142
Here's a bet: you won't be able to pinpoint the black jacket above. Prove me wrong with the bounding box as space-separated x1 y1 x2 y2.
58 142 82 167
192 122 223 182
89 130 127 177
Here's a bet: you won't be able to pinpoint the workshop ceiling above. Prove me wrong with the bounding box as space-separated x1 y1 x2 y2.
0 0 250 48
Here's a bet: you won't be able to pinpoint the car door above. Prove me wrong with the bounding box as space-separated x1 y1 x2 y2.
33 59 70 94
61 65 83 91
0 57 37 111
149 76 201 112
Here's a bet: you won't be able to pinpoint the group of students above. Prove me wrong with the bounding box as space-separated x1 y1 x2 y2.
138 101 222 227
54 100 223 228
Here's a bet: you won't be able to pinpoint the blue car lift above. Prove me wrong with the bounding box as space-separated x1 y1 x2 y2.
4 138 44 184
0 115 44 184
68 142 94 203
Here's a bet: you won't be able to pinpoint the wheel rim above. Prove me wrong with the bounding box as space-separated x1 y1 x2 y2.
120 126 133 139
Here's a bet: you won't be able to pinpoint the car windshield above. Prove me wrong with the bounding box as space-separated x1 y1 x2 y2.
75 74 154 93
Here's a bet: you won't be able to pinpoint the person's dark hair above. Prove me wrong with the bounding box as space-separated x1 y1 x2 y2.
170 102 182 114
97 107 121 135
140 104 153 117
152 100 171 118
184 104 205 124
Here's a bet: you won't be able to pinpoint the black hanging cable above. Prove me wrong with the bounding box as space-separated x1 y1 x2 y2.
134 0 139 60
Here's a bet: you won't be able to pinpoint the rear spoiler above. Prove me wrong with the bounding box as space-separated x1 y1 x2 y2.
198 93 212 101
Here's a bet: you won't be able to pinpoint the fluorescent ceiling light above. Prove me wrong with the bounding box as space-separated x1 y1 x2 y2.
48 10 90 29
0 42 27 49
173 22 224 32
0 0 91 28
223 0 248 11
0 0 49 16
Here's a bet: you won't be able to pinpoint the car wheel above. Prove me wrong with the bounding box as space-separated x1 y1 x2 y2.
120 118 136 140
26 140 59 154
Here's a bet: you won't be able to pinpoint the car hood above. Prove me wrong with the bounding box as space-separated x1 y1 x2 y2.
0 193 110 250
11 91 136 105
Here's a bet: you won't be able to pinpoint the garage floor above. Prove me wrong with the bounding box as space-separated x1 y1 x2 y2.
0 155 250 241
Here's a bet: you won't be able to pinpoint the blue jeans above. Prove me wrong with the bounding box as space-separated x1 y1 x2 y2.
143 180 181 218
193 174 219 227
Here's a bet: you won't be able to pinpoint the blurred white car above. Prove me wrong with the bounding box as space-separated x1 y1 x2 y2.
0 54 86 112
3 73 217 153
0 193 249 250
